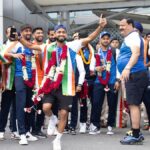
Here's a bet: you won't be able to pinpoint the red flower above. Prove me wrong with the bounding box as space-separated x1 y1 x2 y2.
45 51 56 75
61 45 67 59
53 73 63 89
95 49 112 85
21 55 36 88
22 54 26 66
33 44 68 105
80 80 88 99
24 69 36 88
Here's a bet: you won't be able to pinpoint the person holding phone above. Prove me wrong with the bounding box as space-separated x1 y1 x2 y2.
0 26 19 141
4 24 40 145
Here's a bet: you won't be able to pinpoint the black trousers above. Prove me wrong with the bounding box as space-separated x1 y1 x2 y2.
0 86 16 132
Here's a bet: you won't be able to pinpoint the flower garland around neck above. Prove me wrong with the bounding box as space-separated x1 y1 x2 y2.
79 44 92 65
95 49 112 86
32 44 67 105
22 54 36 88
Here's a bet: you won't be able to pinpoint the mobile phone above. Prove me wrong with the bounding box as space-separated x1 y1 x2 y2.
10 27 17 39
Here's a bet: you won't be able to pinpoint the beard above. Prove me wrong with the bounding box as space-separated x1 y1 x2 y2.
56 37 66 43
25 35 31 41
49 38 56 42
36 38 43 43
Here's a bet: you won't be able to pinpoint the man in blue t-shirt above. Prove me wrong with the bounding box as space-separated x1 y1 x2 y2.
4 24 38 145
118 18 148 145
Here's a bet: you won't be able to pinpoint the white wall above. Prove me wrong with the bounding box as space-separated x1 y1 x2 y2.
3 0 49 42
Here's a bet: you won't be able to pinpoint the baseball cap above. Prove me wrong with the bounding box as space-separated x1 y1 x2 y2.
54 24 67 32
99 31 111 39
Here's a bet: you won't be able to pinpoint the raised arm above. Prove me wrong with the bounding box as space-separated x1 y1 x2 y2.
82 14 107 46
19 37 42 51
4 41 23 59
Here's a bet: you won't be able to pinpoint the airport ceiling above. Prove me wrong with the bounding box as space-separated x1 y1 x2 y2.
34 0 125 6
22 0 150 12
22 0 150 33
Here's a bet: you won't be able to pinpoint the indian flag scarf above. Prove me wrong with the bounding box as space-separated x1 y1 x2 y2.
45 42 76 96
32 42 45 89
0 45 10 64
43 43 55 74
0 44 15 90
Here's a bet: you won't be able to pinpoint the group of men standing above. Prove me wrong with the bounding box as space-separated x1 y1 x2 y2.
0 14 150 150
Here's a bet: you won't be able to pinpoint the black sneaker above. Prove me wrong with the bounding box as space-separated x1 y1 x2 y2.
69 127 76 135
63 126 70 134
33 131 47 139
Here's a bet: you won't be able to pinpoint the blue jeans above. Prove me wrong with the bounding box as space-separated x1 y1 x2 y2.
15 76 34 135
91 83 118 129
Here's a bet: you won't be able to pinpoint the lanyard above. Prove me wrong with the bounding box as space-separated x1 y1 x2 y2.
83 48 89 60
99 48 107 65
56 47 62 66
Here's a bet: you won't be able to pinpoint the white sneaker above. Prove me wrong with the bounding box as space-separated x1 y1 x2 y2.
79 123 86 133
106 126 114 135
11 132 20 140
26 132 38 141
0 132 4 140
89 123 100 135
53 128 58 136
47 115 58 135
53 140 61 150
19 134 28 145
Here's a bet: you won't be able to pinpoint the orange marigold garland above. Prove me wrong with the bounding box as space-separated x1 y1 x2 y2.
79 45 92 65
